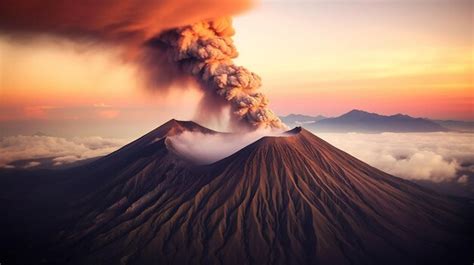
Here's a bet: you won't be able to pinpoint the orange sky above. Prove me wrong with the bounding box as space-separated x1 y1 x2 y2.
233 1 473 119
0 0 472 136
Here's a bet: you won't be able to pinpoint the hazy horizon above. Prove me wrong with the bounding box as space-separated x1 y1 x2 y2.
1 108 473 139
1 0 472 134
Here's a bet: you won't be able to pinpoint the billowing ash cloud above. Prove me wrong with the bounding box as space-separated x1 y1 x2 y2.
0 0 250 46
149 18 286 129
0 0 285 130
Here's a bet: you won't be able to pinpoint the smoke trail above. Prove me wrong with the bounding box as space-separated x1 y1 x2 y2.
0 0 286 130
0 0 250 46
151 18 286 129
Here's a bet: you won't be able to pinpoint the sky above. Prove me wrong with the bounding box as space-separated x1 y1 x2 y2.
0 0 472 137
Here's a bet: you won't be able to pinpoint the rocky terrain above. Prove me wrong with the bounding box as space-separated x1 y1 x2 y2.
0 120 472 265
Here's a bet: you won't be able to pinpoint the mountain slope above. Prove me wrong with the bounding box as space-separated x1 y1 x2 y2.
0 120 472 265
307 110 449 132
0 119 217 263
59 119 217 199
434 119 474 132
54 123 472 264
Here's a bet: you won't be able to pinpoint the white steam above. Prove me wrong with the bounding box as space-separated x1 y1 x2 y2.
168 129 284 164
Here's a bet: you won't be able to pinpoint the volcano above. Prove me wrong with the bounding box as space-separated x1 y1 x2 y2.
0 120 473 265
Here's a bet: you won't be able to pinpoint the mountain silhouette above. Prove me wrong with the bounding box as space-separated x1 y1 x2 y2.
286 110 450 133
0 120 472 265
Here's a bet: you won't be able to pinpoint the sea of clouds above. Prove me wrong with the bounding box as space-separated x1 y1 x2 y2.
0 135 128 168
316 132 474 183
1 132 473 187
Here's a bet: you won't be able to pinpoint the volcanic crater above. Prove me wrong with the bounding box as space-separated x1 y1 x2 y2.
0 120 473 265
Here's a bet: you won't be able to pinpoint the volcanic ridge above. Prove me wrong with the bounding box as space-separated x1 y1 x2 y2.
0 119 473 265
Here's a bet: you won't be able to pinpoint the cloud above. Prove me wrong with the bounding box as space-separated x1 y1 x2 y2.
0 135 128 168
458 175 469 184
0 0 288 131
93 103 112 108
2 130 472 187
316 132 474 182
24 161 41 168
23 106 58 119
168 129 284 164
98 110 120 119
0 0 251 50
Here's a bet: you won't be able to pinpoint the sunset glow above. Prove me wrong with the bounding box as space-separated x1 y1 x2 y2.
0 0 472 136
1 2 473 263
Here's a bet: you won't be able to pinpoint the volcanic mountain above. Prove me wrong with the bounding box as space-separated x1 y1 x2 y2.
0 120 473 265
306 110 449 133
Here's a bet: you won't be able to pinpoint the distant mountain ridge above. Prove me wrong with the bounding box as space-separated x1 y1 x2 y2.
279 110 471 133
434 119 474 132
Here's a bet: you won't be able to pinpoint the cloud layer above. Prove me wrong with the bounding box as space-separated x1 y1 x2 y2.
0 135 128 168
2 131 472 187
317 132 474 183
168 129 284 164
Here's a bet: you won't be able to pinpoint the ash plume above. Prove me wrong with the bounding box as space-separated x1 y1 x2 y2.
151 18 286 130
0 0 250 47
0 0 285 130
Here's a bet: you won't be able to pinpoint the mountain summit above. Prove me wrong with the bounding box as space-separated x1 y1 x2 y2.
311 109 449 132
0 120 472 265
280 110 451 133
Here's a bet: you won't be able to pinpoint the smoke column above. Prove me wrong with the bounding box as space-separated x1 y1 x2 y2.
0 0 286 130
152 18 286 130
